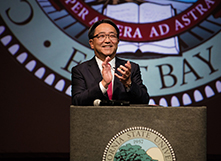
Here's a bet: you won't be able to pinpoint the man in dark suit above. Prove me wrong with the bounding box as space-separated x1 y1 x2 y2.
72 19 149 105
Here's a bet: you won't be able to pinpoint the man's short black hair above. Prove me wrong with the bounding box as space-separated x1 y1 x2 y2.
88 19 120 39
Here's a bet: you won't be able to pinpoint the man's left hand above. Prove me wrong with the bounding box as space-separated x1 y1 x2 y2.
115 61 131 88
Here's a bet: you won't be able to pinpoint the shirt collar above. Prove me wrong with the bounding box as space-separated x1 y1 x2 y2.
95 56 116 71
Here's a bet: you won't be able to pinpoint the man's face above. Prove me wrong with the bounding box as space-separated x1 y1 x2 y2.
89 23 119 61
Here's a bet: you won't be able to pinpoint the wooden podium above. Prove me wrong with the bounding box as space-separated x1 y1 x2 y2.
70 105 206 161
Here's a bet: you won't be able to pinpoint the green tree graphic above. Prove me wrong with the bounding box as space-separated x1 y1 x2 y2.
114 143 158 161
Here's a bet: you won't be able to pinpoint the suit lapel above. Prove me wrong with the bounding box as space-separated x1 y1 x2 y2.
88 57 102 82
113 57 126 99
115 57 123 77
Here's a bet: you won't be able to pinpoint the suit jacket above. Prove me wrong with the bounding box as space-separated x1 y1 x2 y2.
71 56 149 105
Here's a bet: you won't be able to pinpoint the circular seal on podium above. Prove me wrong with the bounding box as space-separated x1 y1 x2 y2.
103 127 176 161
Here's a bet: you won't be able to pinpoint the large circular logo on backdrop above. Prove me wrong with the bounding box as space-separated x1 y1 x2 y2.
0 0 221 106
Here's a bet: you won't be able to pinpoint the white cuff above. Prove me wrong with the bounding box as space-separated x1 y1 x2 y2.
99 81 107 94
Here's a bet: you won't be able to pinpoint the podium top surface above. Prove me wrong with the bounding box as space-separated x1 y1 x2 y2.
70 105 207 109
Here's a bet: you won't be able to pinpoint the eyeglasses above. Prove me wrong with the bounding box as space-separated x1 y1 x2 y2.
92 33 118 42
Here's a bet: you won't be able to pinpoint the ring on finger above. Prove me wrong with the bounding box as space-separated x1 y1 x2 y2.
118 67 122 70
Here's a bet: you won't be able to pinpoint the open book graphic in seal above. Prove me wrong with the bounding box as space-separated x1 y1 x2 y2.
103 1 180 57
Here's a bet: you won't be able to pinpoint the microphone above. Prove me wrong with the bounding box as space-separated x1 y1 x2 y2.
93 99 130 106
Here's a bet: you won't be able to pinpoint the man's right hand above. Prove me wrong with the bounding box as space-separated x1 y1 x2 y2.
101 56 112 89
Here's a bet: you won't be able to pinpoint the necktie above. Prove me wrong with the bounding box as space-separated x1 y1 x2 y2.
107 81 112 100
107 63 113 100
